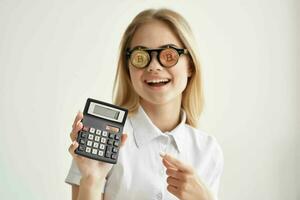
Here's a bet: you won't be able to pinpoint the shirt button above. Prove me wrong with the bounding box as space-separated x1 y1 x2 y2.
156 192 162 200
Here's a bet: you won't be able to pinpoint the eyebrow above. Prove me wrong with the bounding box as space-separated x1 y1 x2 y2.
131 43 181 49
159 44 180 48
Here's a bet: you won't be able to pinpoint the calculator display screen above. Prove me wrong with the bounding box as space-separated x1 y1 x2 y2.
87 102 125 123
93 105 119 120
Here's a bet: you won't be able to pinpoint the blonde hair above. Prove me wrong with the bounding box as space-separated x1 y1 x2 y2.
113 8 204 128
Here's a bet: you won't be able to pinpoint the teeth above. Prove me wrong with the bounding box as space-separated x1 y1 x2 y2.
146 79 169 83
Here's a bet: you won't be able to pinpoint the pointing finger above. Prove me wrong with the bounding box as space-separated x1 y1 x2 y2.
162 154 193 173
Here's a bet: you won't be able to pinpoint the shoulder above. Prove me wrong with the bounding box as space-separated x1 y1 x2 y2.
184 124 224 165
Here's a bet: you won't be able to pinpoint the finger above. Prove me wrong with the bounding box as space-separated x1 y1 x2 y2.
72 111 83 129
120 133 128 147
167 185 180 198
163 154 193 173
70 121 83 141
68 141 79 158
162 157 178 170
166 168 186 180
167 176 182 188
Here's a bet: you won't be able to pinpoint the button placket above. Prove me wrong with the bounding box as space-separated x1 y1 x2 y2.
160 135 171 176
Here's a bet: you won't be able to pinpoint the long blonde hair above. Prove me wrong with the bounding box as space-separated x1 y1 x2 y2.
113 8 204 128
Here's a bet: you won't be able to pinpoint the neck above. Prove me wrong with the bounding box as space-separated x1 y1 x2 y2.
140 99 181 132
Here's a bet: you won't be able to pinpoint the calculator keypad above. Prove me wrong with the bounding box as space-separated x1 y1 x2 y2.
78 126 120 161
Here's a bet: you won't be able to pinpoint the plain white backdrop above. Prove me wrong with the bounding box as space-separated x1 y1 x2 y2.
0 0 299 199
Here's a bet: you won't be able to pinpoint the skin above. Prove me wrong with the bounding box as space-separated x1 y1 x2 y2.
128 20 192 132
69 112 127 200
128 20 213 200
68 20 214 200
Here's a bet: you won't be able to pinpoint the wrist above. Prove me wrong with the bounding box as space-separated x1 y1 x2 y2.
80 175 106 188
78 175 105 199
78 175 105 200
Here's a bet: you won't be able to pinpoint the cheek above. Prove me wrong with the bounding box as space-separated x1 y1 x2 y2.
129 67 143 86
171 66 190 90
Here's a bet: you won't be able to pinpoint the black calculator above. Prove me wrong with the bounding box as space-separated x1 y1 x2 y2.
75 98 128 164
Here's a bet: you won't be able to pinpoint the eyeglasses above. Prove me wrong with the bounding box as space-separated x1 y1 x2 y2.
126 45 189 69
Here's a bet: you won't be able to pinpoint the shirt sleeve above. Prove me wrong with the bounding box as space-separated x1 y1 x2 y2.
209 143 224 200
65 159 82 186
64 159 106 193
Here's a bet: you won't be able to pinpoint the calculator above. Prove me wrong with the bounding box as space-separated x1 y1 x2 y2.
75 98 128 164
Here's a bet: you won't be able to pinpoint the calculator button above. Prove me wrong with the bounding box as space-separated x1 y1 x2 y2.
96 129 102 135
114 141 120 147
99 144 105 150
85 147 91 153
98 150 104 157
90 127 95 133
106 146 112 152
107 139 113 145
88 134 94 140
95 136 100 142
79 146 85 151
112 147 118 153
109 133 115 139
87 141 93 147
115 135 120 140
106 125 120 133
83 126 89 132
93 142 99 148
111 154 117 160
80 139 86 145
105 152 111 158
80 132 87 138
102 131 108 137
100 138 107 144
92 149 98 154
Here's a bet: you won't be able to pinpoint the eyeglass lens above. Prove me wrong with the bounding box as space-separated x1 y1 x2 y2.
130 48 180 68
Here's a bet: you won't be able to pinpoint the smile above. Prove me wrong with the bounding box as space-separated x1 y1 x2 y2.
144 78 171 87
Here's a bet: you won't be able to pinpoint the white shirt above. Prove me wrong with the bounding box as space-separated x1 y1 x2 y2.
65 106 224 200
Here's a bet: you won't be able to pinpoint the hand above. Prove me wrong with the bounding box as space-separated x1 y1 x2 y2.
161 153 214 200
68 111 127 180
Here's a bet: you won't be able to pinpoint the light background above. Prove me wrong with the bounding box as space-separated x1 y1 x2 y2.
0 0 299 199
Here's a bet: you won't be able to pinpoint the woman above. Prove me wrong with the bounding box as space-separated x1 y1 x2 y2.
66 8 223 200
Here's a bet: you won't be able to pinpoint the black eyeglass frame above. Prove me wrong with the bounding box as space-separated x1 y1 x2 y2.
126 45 189 68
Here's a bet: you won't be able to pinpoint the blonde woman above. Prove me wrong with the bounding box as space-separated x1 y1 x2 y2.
66 8 223 200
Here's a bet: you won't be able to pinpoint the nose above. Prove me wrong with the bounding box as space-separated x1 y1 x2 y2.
146 52 163 72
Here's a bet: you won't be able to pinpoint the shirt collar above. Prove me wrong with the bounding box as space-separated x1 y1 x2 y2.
130 105 187 152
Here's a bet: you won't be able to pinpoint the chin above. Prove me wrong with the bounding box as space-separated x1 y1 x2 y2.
140 95 179 106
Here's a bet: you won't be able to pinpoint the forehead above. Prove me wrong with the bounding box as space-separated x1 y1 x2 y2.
130 20 184 48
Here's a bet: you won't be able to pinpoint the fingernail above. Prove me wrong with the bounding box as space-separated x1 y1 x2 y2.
72 141 77 145
160 152 166 157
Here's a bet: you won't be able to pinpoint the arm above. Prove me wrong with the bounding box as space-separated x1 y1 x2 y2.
72 181 105 200
68 112 127 200
72 185 79 200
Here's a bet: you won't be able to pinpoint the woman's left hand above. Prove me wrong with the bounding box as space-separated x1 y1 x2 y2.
161 153 214 200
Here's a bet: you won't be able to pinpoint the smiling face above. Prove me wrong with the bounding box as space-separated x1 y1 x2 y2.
128 20 192 107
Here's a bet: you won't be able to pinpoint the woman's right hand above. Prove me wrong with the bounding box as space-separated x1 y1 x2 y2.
68 111 127 180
